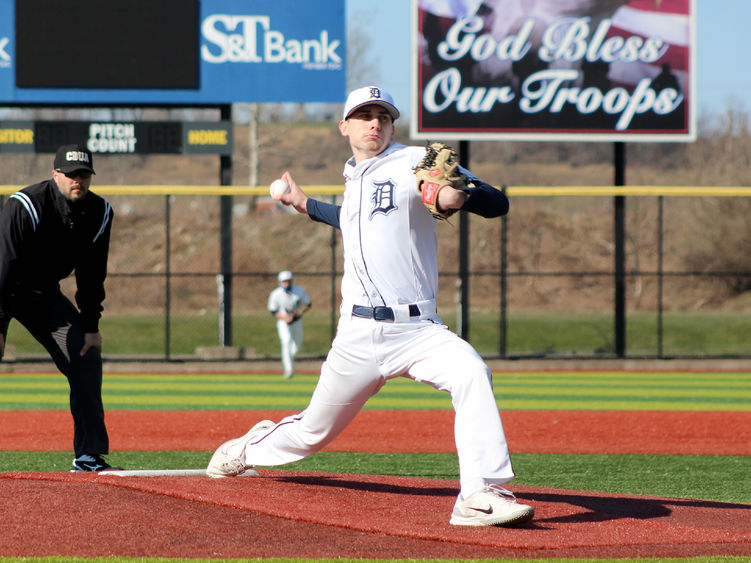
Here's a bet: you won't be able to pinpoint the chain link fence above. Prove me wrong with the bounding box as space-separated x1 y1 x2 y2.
2 185 750 362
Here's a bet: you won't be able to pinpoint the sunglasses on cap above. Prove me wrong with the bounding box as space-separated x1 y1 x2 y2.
57 169 93 180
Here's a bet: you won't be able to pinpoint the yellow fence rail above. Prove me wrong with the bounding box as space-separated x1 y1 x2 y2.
2 185 751 197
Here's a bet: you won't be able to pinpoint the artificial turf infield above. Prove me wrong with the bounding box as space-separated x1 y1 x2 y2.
0 370 749 559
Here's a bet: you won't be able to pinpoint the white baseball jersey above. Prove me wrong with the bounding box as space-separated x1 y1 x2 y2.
267 285 311 318
339 142 458 312
234 142 515 500
267 284 311 377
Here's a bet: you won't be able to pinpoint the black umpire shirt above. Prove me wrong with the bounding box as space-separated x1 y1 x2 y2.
0 179 114 333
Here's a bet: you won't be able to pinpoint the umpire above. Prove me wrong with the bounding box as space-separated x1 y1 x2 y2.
0 144 117 472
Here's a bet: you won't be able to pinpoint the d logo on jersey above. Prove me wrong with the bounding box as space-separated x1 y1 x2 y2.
369 179 398 219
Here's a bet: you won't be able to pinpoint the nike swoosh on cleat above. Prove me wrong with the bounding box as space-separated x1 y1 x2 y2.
468 505 494 514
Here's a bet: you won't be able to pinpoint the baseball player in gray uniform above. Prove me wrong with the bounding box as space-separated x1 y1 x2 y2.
208 86 533 527
267 270 311 378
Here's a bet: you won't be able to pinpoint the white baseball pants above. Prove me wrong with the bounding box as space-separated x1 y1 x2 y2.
246 314 515 498
276 318 302 375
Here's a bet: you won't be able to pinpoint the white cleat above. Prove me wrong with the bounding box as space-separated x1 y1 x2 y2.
450 485 534 527
206 419 275 478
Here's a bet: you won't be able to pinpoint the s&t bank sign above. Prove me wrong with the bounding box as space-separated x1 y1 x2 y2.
0 0 345 105
201 13 341 69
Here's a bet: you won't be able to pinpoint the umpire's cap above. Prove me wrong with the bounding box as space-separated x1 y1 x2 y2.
54 144 96 175
342 86 400 121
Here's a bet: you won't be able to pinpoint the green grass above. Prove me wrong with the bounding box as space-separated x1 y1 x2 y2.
2 450 749 506
4 313 333 357
474 310 751 356
0 371 748 411
2 451 749 505
5 310 751 357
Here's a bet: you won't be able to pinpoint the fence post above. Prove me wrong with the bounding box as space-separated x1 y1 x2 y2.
657 195 664 357
500 188 508 358
458 140 470 341
219 104 233 346
164 194 171 359
330 193 338 343
614 142 626 358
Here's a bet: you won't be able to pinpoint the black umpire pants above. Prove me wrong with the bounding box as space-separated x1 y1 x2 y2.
2 289 109 458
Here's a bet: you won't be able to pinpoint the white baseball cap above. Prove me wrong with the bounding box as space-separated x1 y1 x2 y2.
278 270 293 282
342 86 400 121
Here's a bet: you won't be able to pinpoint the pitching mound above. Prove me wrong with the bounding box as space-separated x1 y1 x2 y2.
2 470 750 559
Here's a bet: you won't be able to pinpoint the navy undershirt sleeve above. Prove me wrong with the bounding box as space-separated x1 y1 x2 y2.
461 181 510 218
307 198 342 229
306 181 506 224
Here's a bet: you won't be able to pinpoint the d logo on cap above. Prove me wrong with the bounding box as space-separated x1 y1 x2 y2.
342 85 400 121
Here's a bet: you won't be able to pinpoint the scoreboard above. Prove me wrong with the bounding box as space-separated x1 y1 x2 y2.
0 121 233 154
15 1 199 90
0 0 345 105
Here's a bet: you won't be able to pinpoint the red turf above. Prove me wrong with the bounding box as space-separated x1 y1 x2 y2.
1 409 749 454
1 409 749 558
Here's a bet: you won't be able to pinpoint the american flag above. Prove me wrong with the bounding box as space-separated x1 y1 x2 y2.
608 0 690 94
419 0 690 94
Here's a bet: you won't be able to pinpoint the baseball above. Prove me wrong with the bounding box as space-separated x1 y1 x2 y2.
269 179 290 198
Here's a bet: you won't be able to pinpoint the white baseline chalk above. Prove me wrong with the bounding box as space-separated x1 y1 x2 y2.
105 468 259 477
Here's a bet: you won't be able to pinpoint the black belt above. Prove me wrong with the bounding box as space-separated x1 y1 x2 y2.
352 304 420 321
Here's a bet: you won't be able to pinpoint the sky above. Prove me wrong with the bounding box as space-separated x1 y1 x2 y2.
346 0 750 122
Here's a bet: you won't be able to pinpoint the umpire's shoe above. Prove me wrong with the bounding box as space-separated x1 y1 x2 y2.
206 419 275 478
71 454 121 472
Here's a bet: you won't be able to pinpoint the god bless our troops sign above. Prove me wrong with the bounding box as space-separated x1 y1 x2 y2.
413 0 695 141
